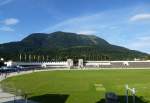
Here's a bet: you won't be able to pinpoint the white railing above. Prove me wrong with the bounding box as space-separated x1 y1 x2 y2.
85 60 150 68
4 61 68 68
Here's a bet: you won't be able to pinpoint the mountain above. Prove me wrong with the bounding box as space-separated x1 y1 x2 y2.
0 31 148 61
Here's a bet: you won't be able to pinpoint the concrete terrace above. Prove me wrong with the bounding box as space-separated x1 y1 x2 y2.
0 71 38 103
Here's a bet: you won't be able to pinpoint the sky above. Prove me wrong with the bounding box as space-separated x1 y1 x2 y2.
0 0 150 53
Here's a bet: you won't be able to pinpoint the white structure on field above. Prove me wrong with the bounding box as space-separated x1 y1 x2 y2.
123 61 129 66
78 59 84 68
67 59 73 69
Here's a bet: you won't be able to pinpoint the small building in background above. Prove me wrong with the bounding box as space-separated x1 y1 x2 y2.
4 60 14 67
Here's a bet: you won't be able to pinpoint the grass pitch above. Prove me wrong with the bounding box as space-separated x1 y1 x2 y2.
1 69 150 103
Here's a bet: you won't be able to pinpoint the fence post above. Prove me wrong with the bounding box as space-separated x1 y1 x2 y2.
25 93 28 103
132 88 136 103
14 95 16 103
125 85 128 103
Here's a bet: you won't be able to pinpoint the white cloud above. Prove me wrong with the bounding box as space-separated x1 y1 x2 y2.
43 8 128 34
43 12 117 34
130 13 150 21
1 18 19 25
0 0 14 6
0 18 19 32
0 26 14 32
45 13 103 31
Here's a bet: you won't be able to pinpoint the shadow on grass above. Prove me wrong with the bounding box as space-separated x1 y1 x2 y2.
96 95 149 103
29 94 69 103
2 99 37 103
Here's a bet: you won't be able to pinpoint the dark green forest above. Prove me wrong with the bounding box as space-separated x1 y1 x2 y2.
0 31 149 61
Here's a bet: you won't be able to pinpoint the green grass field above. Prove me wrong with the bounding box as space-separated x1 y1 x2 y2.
1 69 150 103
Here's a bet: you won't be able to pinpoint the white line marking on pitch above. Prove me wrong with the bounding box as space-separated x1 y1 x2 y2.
94 84 106 91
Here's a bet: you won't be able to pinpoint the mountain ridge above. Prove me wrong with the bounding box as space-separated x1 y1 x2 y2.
0 31 148 61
